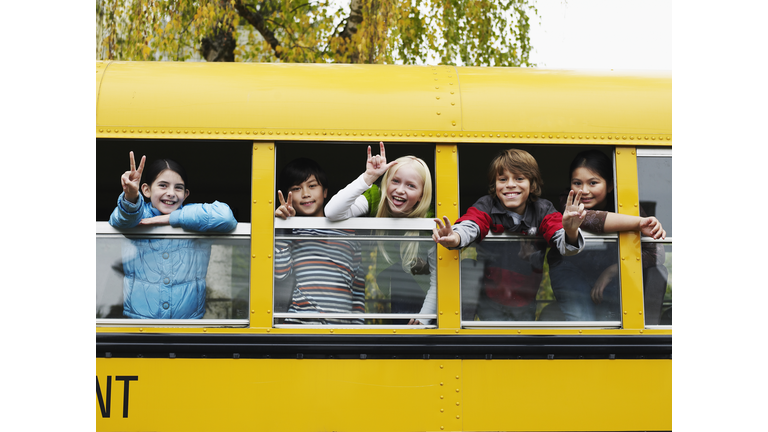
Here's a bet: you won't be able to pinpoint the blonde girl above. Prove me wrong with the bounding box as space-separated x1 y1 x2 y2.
324 142 436 323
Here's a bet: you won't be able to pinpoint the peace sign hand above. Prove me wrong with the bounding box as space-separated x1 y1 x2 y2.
432 216 461 249
275 190 296 219
363 142 397 186
121 151 145 204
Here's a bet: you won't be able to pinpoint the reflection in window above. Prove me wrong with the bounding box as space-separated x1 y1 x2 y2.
638 149 672 326
461 236 620 323
96 227 250 320
273 225 436 326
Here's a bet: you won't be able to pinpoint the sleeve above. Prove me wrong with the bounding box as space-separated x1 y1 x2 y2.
540 211 584 256
168 201 237 232
351 257 367 315
324 174 372 221
452 221 482 249
108 192 145 228
417 245 438 325
273 240 293 281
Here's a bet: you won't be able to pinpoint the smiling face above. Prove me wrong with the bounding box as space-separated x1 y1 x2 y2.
570 167 612 210
495 169 530 215
288 175 327 217
386 164 424 216
142 169 189 214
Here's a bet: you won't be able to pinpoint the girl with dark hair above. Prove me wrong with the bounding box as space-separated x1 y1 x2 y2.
109 151 237 319
548 150 667 323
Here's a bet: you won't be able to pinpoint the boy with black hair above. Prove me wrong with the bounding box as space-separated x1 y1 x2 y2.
273 158 365 324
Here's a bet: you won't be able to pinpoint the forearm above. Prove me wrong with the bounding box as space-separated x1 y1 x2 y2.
169 201 237 232
602 212 642 232
109 192 144 228
324 174 371 221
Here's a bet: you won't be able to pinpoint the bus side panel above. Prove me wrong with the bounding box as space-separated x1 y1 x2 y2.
462 359 672 431
96 358 462 432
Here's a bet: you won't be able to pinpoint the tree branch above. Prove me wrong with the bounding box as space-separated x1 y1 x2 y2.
234 0 284 60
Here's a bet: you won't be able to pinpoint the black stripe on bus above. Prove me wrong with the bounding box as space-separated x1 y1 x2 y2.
97 334 671 360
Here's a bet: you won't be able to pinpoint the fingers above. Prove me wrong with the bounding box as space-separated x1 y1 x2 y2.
277 190 286 206
407 318 421 325
129 151 136 171
136 154 145 175
367 145 372 162
379 142 386 160
565 189 574 207
442 216 452 230
573 189 583 206
286 191 293 210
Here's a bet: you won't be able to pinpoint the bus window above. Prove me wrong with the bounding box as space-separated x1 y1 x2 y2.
273 142 437 327
637 148 672 326
457 144 622 325
96 140 252 323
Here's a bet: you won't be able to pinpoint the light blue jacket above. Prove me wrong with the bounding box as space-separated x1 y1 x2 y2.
109 193 237 319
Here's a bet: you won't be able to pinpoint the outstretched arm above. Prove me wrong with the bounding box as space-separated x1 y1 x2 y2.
325 142 395 221
602 213 666 239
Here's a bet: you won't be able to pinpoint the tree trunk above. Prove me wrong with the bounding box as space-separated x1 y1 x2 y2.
200 26 236 62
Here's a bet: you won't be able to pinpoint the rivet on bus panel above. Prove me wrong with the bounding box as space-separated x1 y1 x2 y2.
252 310 255 314
383 133 387 136
440 311 444 315
441 427 444 430
455 311 459 315
527 134 531 138
624 310 627 314
456 402 460 406
667 136 671 140
535 134 539 138
330 329 334 333
203 328 207 332
252 254 256 258
639 311 643 314
456 389 460 393
393 330 397 333
452 133 455 137
450 91 455 94
441 409 444 413
435 86 440 89
440 382 444 386
456 415 460 419
437 112 441 115
267 309 271 313
456 330 459 333
440 364 444 368
652 136 656 140
268 254 272 259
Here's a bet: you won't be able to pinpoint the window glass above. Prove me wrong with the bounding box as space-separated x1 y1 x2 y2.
637 150 672 325
96 229 250 320
458 144 621 325
273 228 437 326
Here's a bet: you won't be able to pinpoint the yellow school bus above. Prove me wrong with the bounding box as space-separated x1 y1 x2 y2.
96 61 672 432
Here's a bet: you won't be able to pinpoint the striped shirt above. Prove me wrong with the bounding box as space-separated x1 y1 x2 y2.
274 229 365 324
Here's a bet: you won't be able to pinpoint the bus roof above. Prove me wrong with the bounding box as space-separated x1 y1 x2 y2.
96 61 671 145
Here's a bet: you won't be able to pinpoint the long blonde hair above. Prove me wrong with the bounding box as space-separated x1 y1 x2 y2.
375 156 433 272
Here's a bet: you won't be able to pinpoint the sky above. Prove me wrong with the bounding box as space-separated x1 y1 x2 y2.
528 0 672 70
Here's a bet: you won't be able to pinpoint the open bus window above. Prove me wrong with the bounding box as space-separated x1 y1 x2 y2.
637 148 672 326
273 142 437 327
96 139 252 323
457 144 622 325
